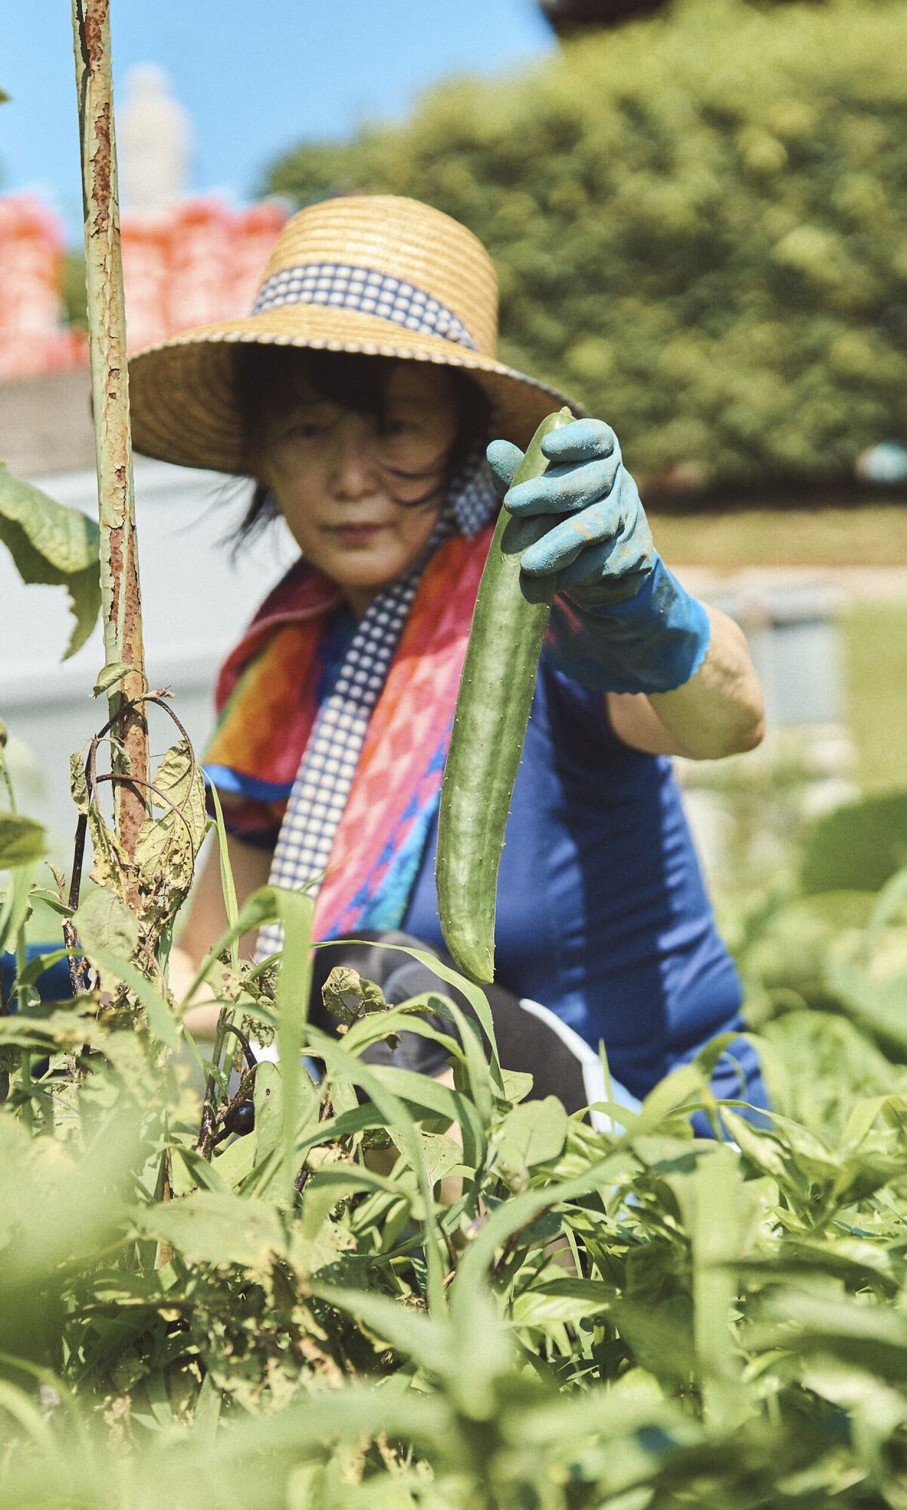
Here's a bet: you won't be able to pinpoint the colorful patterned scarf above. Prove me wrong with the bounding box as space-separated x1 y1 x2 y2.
205 479 496 951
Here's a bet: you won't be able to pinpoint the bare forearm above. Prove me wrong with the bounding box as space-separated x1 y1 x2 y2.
171 944 222 1039
608 605 765 760
172 833 273 1037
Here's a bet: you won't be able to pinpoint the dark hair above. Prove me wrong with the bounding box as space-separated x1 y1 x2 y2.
232 346 491 545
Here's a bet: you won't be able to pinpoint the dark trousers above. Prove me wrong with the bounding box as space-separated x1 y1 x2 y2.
307 930 602 1117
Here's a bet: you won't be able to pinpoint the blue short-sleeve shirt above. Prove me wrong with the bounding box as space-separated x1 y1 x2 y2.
403 655 763 1105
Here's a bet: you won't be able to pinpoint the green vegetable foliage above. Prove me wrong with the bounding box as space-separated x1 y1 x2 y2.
4 768 907 1502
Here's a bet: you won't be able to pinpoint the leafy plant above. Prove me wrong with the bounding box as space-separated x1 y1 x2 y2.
800 791 907 896
7 4 907 1504
5 863 907 1506
0 466 100 658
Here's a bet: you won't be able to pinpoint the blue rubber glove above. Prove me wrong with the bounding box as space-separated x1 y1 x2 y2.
486 418 711 695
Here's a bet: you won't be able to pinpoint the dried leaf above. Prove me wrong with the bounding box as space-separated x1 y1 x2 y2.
69 752 89 816
322 966 389 1023
127 740 208 937
87 805 131 899
134 738 206 897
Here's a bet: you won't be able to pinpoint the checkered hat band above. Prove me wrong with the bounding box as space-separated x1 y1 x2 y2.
252 263 478 351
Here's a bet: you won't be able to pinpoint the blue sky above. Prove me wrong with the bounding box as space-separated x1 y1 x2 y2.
2 1 555 247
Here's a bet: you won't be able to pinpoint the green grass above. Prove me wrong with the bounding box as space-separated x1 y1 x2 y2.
650 500 907 567
841 600 907 792
648 499 907 795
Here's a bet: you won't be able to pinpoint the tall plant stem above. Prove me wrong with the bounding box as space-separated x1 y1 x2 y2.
72 0 149 864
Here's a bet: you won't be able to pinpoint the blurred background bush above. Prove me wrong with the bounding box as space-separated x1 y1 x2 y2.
267 0 907 492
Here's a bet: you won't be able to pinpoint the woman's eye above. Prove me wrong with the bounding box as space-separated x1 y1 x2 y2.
381 417 414 439
283 419 329 442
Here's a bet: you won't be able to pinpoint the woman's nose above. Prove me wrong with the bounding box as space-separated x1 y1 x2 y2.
330 417 378 499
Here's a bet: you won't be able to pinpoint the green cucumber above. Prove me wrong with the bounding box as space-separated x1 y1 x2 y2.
436 406 575 983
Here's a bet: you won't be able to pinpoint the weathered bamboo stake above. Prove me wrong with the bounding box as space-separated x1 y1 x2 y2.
71 0 149 863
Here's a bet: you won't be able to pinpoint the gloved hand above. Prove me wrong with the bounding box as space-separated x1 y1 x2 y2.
486 418 711 695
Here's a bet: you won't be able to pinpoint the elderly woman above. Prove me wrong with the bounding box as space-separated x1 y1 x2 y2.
126 194 767 1128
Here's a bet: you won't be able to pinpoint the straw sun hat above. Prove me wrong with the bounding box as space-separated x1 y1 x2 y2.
127 194 580 474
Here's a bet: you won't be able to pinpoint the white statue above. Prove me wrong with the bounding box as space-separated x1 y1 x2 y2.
118 64 192 213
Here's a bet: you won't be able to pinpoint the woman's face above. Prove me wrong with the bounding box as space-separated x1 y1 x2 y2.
258 361 460 616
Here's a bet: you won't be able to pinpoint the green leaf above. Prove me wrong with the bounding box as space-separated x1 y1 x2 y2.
754 1288 907 1383
500 1068 534 1104
825 956 907 1054
445 1282 516 1420
308 1030 449 1309
313 1281 449 1375
273 885 315 1201
296 1165 395 1251
207 783 239 969
494 1096 568 1187
801 791 907 895
0 464 100 658
621 1063 706 1139
611 1294 697 1384
0 813 46 869
409 1129 462 1185
73 885 140 963
664 1144 754 1428
329 938 506 1119
206 1134 257 1192
170 1143 233 1197
92 661 140 697
349 1060 479 1141
232 884 284 940
0 864 35 956
135 1191 288 1270
511 1279 612 1329
0 1107 139 1285
178 883 283 1011
252 1059 284 1171
454 1145 628 1294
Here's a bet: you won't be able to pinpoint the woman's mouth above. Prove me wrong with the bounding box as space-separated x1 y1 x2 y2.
331 523 383 546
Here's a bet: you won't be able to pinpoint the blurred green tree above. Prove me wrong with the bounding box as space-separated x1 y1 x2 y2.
264 0 907 490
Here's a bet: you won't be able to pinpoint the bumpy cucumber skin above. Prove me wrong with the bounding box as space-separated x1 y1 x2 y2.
436 407 575 983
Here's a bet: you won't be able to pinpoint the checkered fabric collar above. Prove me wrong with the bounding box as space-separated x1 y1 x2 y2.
447 450 498 537
255 458 497 959
252 262 478 350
